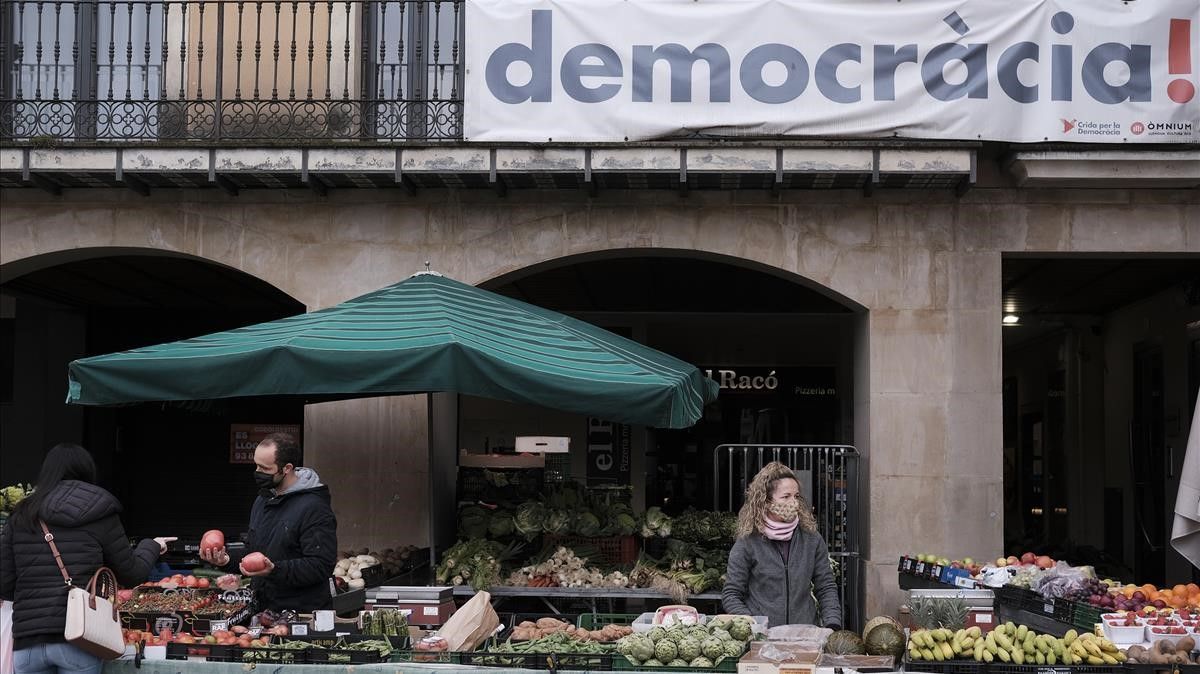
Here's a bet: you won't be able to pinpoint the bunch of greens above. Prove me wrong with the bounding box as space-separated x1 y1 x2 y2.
436 539 523 590
0 484 33 517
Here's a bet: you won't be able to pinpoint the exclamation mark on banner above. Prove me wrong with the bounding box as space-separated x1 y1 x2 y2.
1167 18 1195 104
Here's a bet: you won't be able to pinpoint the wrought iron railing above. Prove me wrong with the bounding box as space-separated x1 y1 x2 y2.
0 0 462 142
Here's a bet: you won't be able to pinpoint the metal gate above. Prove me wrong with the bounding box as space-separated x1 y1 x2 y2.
713 444 862 630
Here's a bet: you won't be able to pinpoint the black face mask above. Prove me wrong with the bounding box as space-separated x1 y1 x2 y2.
254 471 281 493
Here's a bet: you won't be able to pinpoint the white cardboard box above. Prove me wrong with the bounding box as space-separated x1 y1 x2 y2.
515 436 570 453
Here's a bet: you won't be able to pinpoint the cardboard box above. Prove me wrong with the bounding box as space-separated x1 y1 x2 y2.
738 642 820 674
515 436 570 453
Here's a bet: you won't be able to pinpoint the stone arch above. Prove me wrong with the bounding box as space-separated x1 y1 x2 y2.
475 247 869 314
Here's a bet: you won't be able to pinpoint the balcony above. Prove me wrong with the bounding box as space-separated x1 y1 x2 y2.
2 0 462 142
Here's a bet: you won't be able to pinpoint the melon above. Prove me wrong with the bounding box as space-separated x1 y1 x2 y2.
824 630 867 655
863 623 906 658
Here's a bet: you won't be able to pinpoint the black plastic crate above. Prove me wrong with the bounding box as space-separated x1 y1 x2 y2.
458 467 545 500
992 585 1030 606
205 644 307 664
391 650 463 664
903 656 989 674
1124 664 1200 674
297 634 408 651
306 647 390 664
988 665 1122 674
460 650 613 671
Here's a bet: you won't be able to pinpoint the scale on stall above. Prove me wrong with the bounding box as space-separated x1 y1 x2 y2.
365 586 456 627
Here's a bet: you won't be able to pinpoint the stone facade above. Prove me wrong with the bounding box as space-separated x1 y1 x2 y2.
2 184 1198 618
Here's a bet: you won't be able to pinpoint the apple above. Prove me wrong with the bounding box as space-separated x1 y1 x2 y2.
1021 552 1037 565
1035 555 1054 569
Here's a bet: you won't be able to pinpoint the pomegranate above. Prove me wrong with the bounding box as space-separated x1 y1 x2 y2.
242 552 269 573
200 530 225 554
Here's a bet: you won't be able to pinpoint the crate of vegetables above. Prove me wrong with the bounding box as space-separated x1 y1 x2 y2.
302 637 402 664
462 616 621 670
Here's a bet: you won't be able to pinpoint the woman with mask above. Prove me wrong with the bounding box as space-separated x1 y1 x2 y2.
0 443 175 674
722 461 842 630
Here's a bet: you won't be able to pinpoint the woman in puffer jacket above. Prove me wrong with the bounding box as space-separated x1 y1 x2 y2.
0 443 175 674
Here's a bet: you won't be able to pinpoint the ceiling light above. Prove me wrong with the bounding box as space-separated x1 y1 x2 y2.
1002 314 1020 325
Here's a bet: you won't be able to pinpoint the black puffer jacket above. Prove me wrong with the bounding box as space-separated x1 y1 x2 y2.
225 468 337 612
0 481 160 650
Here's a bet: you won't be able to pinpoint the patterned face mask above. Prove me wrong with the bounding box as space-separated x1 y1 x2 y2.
767 499 800 522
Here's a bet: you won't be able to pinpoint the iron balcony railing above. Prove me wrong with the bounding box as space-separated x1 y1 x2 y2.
0 0 463 141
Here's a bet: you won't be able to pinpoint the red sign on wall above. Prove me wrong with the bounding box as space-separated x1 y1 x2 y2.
230 424 301 464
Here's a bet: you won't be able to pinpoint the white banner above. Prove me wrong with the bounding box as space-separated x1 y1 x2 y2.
464 0 1199 143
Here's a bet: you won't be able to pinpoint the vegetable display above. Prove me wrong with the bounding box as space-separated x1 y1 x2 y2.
509 617 632 643
334 553 380 590
615 617 751 669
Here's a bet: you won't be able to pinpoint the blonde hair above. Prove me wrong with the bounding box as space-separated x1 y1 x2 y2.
736 461 818 538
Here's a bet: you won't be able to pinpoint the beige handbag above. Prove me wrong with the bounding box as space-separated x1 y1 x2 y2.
40 521 125 660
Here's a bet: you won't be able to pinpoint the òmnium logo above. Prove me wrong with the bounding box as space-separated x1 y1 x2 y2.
1138 121 1195 137
1061 118 1076 133
1131 122 1146 135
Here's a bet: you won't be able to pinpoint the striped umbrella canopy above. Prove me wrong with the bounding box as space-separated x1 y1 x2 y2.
66 272 718 428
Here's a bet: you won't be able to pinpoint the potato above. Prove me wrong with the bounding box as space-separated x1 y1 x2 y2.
1177 637 1196 653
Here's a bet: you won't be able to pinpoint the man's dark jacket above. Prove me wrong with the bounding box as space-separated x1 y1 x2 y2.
227 468 337 612
0 481 159 650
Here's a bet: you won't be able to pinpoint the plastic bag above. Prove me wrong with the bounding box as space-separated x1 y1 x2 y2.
757 639 825 664
765 624 832 652
1033 562 1095 600
2 600 13 674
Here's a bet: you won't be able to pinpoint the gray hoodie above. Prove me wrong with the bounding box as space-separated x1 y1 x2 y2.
721 528 842 629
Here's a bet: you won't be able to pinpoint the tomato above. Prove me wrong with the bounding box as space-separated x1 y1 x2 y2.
237 637 253 648
196 578 210 589
241 552 269 573
184 575 199 588
212 630 232 640
201 530 226 554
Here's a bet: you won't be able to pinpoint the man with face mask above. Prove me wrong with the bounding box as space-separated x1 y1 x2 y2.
199 432 338 612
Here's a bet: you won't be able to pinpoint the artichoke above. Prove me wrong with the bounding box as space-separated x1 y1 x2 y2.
723 640 746 659
711 628 732 642
702 637 724 660
677 636 701 661
647 626 666 643
654 639 677 662
707 617 730 632
729 618 753 641
691 656 715 668
631 636 655 662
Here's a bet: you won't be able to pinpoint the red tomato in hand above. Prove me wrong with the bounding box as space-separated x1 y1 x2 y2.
241 552 269 573
200 530 225 554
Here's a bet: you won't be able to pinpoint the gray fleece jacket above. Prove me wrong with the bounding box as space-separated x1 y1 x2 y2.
721 529 842 629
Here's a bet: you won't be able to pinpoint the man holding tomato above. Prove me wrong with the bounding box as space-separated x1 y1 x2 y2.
199 432 337 612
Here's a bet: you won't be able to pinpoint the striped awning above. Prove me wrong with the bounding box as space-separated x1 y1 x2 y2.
66 272 718 428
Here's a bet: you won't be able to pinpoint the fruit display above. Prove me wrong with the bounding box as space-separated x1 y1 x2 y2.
1125 637 1197 665
614 616 752 669
140 574 212 590
117 590 221 614
907 623 1125 666
861 619 906 658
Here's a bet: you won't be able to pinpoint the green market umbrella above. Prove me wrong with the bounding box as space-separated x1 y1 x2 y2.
66 272 718 428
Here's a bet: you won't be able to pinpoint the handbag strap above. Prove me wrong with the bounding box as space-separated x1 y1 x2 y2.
39 520 74 587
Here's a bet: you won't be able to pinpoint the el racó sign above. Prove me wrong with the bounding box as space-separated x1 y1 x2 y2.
465 0 1198 143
